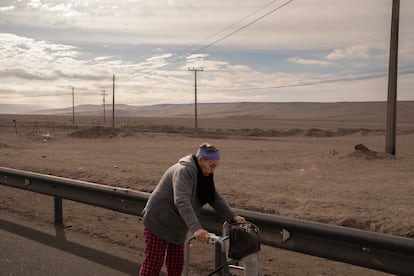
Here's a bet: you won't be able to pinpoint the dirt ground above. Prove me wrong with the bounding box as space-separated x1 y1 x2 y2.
1 115 413 275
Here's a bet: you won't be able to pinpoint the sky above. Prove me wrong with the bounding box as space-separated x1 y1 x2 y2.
0 0 413 110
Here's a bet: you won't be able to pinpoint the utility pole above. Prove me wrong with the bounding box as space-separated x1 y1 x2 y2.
385 0 400 155
72 87 75 124
112 74 115 128
101 90 108 125
188 67 203 133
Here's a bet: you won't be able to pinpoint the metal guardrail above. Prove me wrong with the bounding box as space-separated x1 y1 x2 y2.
1 167 413 275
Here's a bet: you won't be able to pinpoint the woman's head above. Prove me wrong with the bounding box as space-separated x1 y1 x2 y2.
196 143 220 176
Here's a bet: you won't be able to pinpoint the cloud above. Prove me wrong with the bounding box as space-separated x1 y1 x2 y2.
0 5 15 11
146 53 174 62
186 54 209 60
326 49 347 60
27 0 84 17
94 56 115 61
327 44 376 60
0 33 81 74
183 53 211 69
0 68 55 81
288 57 331 66
1 0 410 51
0 33 115 85
1 0 413 107
45 3 83 17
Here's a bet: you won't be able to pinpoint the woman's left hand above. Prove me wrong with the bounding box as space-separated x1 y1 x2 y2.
232 215 245 223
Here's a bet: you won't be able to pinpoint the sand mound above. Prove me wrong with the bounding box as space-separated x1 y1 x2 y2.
68 126 133 139
349 143 397 160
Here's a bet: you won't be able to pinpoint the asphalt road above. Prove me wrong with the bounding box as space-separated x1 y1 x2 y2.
0 217 138 276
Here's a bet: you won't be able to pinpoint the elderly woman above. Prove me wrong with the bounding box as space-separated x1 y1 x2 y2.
139 143 244 276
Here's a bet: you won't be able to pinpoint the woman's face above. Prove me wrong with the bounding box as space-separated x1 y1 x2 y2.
198 157 220 176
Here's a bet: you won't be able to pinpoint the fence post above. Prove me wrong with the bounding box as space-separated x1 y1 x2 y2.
54 197 63 225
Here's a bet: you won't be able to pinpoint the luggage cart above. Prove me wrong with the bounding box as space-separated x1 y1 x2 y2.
183 222 244 276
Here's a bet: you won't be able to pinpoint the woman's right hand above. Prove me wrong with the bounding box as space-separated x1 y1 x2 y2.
194 229 209 243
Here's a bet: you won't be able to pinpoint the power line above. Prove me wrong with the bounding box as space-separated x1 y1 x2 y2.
4 66 413 100
5 1 414 104
187 0 294 56
178 0 282 55
125 0 414 85
202 67 414 92
128 0 294 79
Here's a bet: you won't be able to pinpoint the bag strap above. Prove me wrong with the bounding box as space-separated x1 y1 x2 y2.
229 221 258 229
227 221 259 235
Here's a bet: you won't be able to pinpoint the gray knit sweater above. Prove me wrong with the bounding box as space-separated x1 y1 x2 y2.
142 155 236 244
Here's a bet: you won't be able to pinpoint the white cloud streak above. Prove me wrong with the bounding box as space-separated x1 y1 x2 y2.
0 5 15 11
288 57 332 66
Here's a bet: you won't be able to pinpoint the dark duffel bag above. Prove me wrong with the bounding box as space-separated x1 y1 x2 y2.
228 221 261 260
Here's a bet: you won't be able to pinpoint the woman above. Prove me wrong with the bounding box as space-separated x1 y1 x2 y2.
139 143 244 275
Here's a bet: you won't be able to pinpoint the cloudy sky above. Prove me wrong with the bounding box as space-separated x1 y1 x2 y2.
1 0 413 109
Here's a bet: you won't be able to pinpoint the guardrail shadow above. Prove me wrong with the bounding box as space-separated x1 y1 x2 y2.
0 218 139 275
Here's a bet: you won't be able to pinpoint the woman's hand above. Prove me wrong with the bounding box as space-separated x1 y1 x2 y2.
194 229 210 243
232 215 246 223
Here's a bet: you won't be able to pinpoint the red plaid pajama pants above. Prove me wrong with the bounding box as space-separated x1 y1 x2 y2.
139 227 185 276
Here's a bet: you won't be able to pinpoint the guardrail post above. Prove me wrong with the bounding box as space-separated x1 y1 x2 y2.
54 196 63 225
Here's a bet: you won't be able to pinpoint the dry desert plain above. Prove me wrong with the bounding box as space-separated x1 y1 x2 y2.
0 113 413 275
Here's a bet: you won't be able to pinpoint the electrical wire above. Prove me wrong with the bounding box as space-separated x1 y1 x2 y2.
188 0 293 56
127 0 294 79
7 67 414 100
201 67 414 92
5 1 414 103
177 0 282 56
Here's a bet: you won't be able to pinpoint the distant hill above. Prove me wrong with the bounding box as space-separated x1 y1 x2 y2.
0 104 44 114
10 101 414 122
